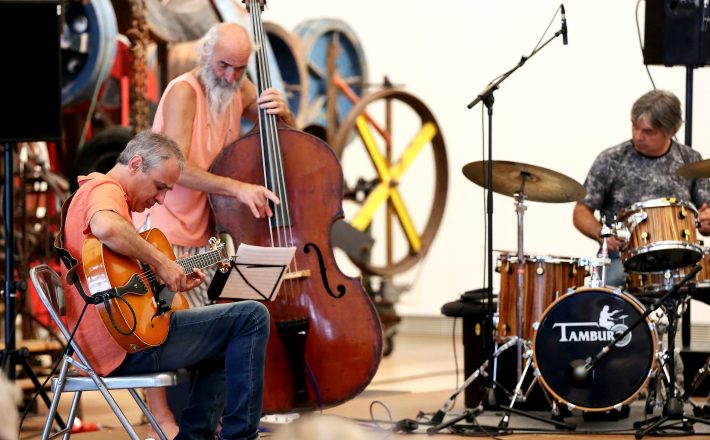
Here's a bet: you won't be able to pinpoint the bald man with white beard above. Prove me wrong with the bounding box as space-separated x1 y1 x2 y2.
134 22 294 439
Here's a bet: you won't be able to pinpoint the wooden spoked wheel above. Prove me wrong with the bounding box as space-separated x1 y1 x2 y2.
294 18 368 137
331 89 448 277
264 21 309 128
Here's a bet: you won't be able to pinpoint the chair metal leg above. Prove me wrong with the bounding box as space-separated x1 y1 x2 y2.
61 392 82 440
129 388 168 440
86 372 140 440
43 358 72 440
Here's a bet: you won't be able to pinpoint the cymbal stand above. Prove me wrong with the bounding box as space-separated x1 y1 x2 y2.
497 342 574 431
429 337 519 428
513 179 529 380
443 4 566 432
586 221 612 288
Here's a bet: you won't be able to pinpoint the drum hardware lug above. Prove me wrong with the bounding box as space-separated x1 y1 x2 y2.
532 321 539 331
641 231 650 243
566 287 575 293
682 229 691 240
566 403 576 411
536 266 544 275
611 221 630 244
623 211 647 236
680 206 687 219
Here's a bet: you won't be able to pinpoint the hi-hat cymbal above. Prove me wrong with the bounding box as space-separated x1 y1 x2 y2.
462 160 586 203
676 159 710 178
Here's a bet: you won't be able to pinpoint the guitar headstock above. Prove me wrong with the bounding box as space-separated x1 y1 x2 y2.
209 237 231 273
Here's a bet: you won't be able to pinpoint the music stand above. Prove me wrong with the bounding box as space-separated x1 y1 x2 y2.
207 243 295 301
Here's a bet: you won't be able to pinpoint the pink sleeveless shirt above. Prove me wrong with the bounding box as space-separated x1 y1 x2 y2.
135 72 243 246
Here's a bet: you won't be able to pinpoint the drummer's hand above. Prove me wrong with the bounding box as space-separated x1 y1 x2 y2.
698 203 710 235
602 235 622 253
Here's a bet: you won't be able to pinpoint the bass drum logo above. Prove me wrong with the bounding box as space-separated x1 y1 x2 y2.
552 304 631 347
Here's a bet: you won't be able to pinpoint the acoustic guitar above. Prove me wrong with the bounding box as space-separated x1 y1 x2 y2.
81 228 228 352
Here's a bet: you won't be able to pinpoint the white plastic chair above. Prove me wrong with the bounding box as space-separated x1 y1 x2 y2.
30 264 183 440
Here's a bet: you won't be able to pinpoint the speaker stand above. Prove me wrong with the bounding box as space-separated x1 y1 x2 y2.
1 143 65 429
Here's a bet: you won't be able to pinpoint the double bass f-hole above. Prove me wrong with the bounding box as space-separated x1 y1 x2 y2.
304 243 346 299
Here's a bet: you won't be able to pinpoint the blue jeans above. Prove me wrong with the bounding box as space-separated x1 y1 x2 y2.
111 301 270 440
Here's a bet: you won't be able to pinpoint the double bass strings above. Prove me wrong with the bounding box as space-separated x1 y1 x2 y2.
250 3 301 284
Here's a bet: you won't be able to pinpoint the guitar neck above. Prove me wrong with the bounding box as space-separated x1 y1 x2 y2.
176 249 225 273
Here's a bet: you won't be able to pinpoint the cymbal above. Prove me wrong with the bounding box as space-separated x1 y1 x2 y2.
462 160 586 203
676 159 710 178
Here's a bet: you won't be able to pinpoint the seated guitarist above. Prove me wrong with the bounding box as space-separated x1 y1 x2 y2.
60 130 269 440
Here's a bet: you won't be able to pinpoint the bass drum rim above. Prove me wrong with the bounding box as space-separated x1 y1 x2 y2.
531 287 657 412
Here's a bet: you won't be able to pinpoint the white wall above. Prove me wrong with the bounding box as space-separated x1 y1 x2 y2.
264 1 710 322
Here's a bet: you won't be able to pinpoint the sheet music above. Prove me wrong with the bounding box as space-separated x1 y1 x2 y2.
219 244 296 301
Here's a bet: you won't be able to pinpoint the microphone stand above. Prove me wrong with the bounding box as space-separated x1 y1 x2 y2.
458 13 566 430
571 266 701 385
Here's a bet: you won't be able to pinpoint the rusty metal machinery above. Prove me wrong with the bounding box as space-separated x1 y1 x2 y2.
61 0 117 108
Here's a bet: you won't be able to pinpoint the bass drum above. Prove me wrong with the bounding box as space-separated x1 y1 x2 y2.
532 287 657 412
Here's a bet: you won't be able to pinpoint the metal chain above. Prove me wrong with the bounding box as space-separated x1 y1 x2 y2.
126 0 150 133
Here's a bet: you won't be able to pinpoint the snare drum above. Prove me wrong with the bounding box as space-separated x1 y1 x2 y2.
617 198 702 272
496 253 586 340
533 287 657 412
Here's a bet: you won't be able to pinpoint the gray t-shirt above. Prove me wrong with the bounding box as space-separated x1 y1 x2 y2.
580 139 710 225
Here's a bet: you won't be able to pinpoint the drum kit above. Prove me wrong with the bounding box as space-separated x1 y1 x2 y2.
453 158 710 432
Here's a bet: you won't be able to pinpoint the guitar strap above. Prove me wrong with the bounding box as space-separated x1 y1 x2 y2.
54 192 99 305
54 192 138 336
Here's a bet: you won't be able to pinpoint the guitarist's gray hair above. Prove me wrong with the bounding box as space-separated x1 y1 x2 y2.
117 130 185 172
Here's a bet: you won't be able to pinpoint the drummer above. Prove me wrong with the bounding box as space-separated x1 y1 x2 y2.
573 89 710 287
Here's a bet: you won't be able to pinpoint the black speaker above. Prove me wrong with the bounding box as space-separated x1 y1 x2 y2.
644 0 710 66
0 0 62 142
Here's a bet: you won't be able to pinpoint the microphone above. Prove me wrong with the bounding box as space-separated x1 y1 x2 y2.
561 4 568 45
566 358 592 386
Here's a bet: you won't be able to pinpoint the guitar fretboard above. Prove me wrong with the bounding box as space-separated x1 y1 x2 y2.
177 247 225 273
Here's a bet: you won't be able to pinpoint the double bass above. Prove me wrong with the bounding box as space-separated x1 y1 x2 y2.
208 1 383 413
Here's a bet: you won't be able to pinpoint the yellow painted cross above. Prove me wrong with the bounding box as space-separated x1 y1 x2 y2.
349 115 438 253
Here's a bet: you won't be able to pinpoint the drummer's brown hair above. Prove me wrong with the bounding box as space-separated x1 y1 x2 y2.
631 90 683 137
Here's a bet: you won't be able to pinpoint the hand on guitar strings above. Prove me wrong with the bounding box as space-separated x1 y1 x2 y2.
158 257 205 292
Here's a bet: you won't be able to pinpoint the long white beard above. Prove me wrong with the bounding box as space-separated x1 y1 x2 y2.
199 63 243 116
